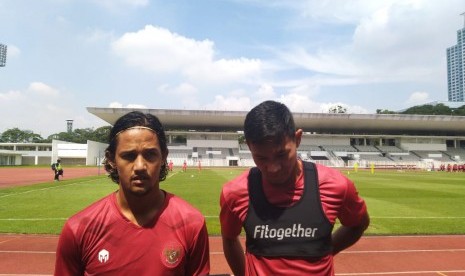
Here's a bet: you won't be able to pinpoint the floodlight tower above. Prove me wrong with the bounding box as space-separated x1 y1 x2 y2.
0 44 7 67
66 120 74 133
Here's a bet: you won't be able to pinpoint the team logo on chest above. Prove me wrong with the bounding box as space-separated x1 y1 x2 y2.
98 249 109 263
161 242 184 268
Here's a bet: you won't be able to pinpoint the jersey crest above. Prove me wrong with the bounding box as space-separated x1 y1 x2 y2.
161 241 184 268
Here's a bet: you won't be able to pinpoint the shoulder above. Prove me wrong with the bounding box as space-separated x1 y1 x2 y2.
162 193 206 229
314 163 356 206
165 193 203 216
221 169 249 199
315 163 352 192
65 194 115 229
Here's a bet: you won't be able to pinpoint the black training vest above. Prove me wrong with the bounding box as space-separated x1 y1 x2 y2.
244 161 333 257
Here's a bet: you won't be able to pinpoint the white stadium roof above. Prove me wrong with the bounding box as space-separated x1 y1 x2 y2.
87 107 465 136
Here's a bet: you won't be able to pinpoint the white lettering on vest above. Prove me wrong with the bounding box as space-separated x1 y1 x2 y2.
253 224 318 241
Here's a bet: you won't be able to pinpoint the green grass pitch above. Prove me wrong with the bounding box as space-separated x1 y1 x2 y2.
0 168 464 235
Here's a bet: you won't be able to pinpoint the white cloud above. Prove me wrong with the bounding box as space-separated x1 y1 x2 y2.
83 29 115 44
0 90 23 102
112 25 263 84
0 83 88 136
276 93 369 114
127 104 147 108
107 102 146 109
28 82 60 97
204 95 252 111
108 102 123 108
90 0 149 10
406 91 430 105
254 84 276 101
171 83 198 96
4 44 20 58
276 0 463 86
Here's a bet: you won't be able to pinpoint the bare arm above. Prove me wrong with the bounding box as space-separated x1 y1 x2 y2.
332 212 370 255
222 236 245 276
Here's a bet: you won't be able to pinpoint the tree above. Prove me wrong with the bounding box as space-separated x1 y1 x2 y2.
0 128 44 143
452 105 465 116
328 105 347 114
402 104 452 115
47 126 111 144
376 109 397 114
90 126 111 143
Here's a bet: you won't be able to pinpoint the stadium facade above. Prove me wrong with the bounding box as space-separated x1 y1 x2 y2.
2 107 465 169
86 107 465 170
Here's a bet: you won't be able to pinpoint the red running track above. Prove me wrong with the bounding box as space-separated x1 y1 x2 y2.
0 167 103 188
1 234 465 275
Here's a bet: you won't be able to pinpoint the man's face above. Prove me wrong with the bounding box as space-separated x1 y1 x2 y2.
113 128 165 197
248 130 302 187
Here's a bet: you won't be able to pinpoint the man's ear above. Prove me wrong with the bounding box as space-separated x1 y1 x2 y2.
295 129 303 148
105 151 115 167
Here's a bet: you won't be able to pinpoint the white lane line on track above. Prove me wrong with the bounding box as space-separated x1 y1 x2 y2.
341 248 465 254
336 270 465 275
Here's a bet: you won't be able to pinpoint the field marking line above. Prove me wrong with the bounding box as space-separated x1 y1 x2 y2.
341 248 465 254
0 179 97 199
0 274 51 276
0 250 227 255
0 218 67 221
3 248 464 255
0 236 19 245
336 270 465 275
167 171 180 179
373 216 465 219
436 272 448 276
0 250 55 254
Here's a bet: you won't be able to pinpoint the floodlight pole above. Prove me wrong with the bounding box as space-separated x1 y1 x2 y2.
0 44 7 67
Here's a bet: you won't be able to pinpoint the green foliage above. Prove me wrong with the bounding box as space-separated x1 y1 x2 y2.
0 125 111 144
1 168 465 235
453 105 465 116
376 109 397 114
376 104 465 116
48 126 111 143
402 103 452 115
0 128 45 143
328 104 347 114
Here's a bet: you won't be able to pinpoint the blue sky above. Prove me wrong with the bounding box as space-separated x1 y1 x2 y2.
0 0 464 137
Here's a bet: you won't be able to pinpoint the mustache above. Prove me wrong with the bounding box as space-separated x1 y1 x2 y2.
131 173 150 181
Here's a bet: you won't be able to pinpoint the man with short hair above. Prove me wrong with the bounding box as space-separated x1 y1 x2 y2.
220 100 369 275
55 111 210 275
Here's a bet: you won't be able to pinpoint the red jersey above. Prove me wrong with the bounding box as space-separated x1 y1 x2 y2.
220 163 367 275
55 192 209 276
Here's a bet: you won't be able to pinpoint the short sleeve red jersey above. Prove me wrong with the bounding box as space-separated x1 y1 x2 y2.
220 163 367 275
55 192 209 276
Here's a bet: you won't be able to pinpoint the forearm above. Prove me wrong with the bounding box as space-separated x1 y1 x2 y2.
222 236 245 276
332 212 370 255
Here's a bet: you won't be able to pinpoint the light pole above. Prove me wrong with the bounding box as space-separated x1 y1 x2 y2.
0 44 7 67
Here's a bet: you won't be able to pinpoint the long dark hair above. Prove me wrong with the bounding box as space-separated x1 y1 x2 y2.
104 111 169 183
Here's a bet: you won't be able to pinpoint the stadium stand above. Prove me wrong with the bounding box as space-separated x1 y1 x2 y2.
4 107 465 170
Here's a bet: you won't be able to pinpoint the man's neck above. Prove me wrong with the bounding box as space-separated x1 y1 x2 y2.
116 189 165 227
